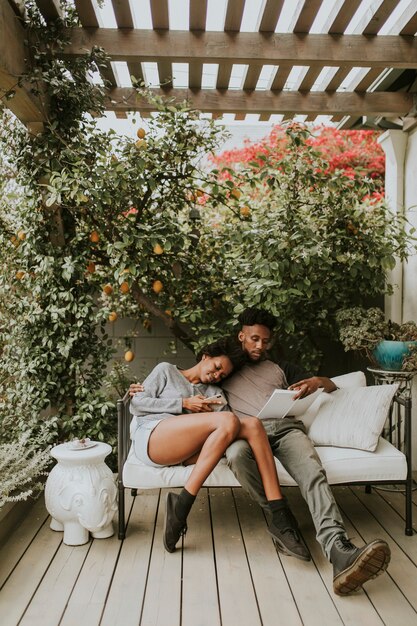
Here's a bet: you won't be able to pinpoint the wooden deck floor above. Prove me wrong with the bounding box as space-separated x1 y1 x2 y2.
0 484 416 626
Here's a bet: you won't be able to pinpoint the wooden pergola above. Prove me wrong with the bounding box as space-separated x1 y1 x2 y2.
1 0 417 132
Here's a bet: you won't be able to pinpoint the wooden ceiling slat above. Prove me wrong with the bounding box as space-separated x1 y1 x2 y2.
354 67 386 92
106 87 413 117
35 0 62 21
150 0 172 89
400 12 417 35
328 0 362 33
111 0 134 28
190 0 207 31
63 30 417 68
259 0 285 32
74 0 118 87
270 65 292 90
189 62 203 89
259 113 271 121
325 66 351 91
127 62 144 85
234 113 246 120
243 64 262 90
150 0 169 29
299 66 322 91
216 62 233 89
362 0 401 36
115 111 128 119
74 0 99 27
294 0 325 33
224 0 245 31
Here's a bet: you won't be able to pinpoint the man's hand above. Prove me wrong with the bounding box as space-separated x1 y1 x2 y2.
129 383 144 396
182 395 223 413
288 376 337 399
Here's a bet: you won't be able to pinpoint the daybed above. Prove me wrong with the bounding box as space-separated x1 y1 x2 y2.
117 371 413 540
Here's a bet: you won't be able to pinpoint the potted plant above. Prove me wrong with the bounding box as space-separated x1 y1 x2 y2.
336 307 417 371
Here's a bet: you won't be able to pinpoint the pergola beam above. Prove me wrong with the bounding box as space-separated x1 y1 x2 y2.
106 88 414 116
60 29 417 69
0 0 44 125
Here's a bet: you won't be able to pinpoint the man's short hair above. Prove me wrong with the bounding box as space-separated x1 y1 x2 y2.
196 336 246 371
238 307 277 331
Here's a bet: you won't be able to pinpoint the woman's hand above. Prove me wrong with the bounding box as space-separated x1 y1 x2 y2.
129 383 144 396
183 395 223 413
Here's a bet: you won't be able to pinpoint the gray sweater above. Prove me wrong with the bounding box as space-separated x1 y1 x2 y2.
130 362 227 432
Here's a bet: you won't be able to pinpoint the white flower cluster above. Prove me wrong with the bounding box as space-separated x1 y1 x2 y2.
0 434 51 509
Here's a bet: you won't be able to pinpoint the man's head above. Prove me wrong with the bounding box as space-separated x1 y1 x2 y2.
237 307 277 362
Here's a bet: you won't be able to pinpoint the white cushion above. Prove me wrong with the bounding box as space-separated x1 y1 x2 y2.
308 384 398 452
299 370 367 429
122 437 406 489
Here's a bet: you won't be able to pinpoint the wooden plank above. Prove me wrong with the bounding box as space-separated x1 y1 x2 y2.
209 488 261 626
271 494 344 626
234 113 246 120
294 0 325 33
61 493 135 626
111 0 134 28
216 62 233 89
224 0 245 31
0 0 44 124
19 542 90 626
35 0 62 21
149 0 171 89
329 0 363 33
259 0 285 32
0 497 49 588
258 113 271 121
190 0 207 31
362 0 401 36
62 29 417 69
400 13 417 35
335 487 417 623
354 67 386 92
270 65 292 90
325 66 351 91
372 485 417 529
0 519 62 625
299 66 322 91
100 490 159 626
286 489 385 626
74 0 99 27
189 62 203 89
234 489 303 626
150 0 169 29
106 87 414 117
181 489 221 626
139 489 182 626
243 64 262 90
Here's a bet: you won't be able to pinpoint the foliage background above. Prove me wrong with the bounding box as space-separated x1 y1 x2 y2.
0 3 415 478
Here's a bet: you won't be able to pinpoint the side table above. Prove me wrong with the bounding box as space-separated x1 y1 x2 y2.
367 367 417 449
45 442 118 546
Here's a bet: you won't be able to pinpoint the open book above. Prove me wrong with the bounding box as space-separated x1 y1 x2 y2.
257 388 323 420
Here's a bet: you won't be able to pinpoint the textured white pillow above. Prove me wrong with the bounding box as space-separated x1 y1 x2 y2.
299 371 366 430
308 384 398 451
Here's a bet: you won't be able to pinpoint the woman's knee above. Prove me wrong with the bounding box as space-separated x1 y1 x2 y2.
241 416 266 439
218 411 240 441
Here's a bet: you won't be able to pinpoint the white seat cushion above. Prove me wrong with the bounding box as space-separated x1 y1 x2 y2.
122 437 406 490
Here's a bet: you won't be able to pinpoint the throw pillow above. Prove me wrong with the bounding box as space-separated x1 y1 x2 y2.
308 384 398 451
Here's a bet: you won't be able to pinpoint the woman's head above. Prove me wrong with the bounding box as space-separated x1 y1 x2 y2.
196 336 246 385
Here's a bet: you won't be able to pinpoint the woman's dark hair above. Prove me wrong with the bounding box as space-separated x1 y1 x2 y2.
237 307 277 331
196 336 246 371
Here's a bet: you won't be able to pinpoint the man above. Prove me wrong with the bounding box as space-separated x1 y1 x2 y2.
221 307 391 596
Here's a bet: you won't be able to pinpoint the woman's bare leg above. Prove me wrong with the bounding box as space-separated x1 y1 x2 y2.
237 417 283 500
148 411 240 495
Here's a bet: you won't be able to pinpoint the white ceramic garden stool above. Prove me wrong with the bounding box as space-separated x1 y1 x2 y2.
45 442 118 546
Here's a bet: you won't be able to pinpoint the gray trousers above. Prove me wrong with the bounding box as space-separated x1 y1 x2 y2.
225 420 346 559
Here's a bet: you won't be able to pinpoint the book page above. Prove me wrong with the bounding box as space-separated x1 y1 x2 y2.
257 388 323 420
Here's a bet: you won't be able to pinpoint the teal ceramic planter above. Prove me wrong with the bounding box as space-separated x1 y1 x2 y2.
372 340 417 371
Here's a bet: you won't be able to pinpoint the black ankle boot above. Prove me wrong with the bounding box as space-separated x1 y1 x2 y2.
267 499 310 561
163 492 188 553
330 535 391 595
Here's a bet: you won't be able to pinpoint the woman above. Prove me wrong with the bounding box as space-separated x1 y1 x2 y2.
130 337 303 557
